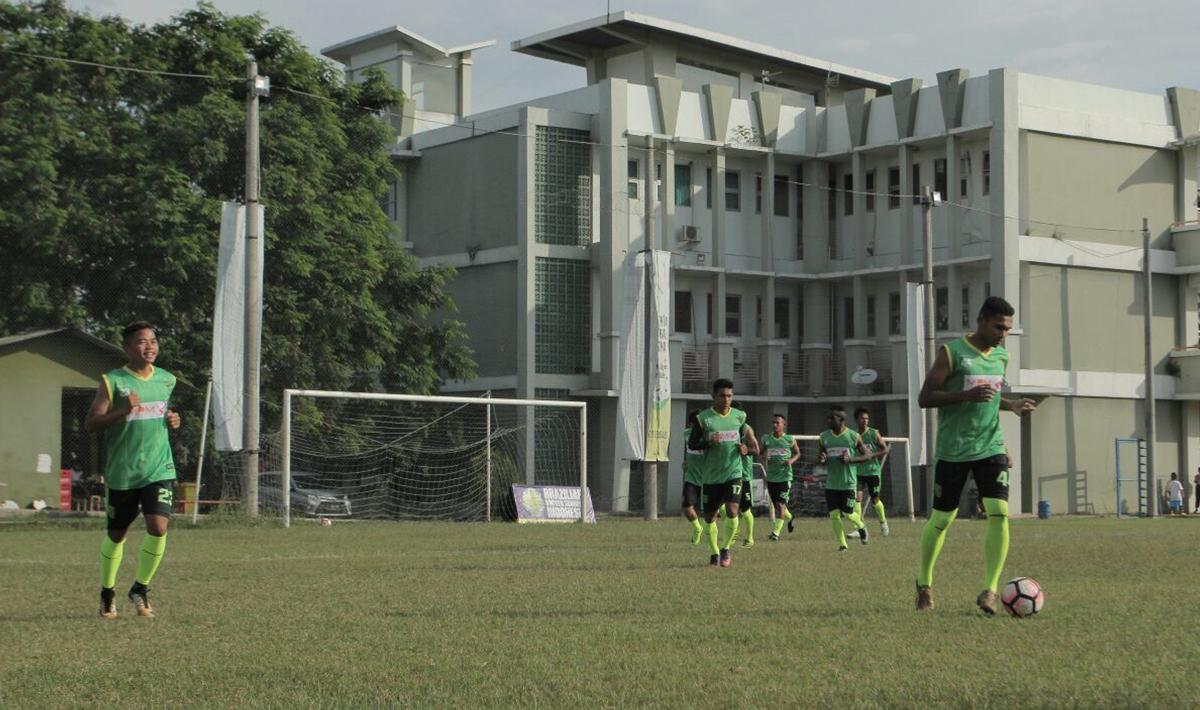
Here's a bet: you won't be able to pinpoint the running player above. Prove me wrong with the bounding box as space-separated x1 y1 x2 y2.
915 296 1036 614
817 407 872 551
84 321 181 618
761 414 800 541
854 406 890 537
689 378 749 567
681 409 706 544
734 421 759 547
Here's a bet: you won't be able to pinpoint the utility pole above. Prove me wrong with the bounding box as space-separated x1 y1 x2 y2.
243 58 268 517
921 186 936 510
1143 217 1156 516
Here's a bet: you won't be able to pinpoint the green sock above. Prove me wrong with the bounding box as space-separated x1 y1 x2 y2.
830 511 847 547
918 509 958 587
854 500 863 518
690 518 703 535
784 508 793 522
846 509 866 530
982 498 1010 593
772 518 785 536
135 533 167 586
741 510 754 541
721 515 739 549
706 521 720 555
100 537 124 589
874 500 888 526
717 504 727 519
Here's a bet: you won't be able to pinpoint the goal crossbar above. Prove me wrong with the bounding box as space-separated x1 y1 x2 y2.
281 389 588 527
791 434 915 522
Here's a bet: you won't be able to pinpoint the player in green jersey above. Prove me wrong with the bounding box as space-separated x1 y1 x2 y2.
688 378 750 568
818 407 873 551
854 407 891 537
84 322 181 618
915 297 1036 614
681 409 706 545
731 421 759 547
761 414 800 541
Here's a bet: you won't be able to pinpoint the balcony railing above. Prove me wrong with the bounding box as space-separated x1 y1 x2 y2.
733 347 761 395
681 345 710 394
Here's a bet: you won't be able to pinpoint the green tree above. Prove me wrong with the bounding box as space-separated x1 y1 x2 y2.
0 1 475 435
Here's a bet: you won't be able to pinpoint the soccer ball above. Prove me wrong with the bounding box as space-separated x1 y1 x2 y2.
319 517 332 527
1000 576 1044 617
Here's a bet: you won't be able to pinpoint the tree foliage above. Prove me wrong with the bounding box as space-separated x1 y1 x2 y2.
0 1 475 431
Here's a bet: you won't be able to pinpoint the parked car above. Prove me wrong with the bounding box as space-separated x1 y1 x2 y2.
258 472 352 518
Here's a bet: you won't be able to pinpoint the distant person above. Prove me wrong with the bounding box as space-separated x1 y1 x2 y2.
680 409 706 545
689 379 749 568
761 414 800 541
1194 468 1200 514
853 406 890 537
817 407 872 551
1166 473 1184 516
84 321 181 618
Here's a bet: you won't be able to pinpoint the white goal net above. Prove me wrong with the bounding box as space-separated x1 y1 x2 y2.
251 390 586 526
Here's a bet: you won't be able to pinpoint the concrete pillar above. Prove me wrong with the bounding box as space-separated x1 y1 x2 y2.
597 79 629 391
662 143 676 249
802 161 830 273
945 134 960 258
457 52 473 117
851 151 866 269
899 145 915 263
989 68 1022 379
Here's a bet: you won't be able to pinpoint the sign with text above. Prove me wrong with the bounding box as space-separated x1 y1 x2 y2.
512 485 596 524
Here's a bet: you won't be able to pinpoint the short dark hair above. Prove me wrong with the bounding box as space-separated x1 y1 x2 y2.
853 406 870 419
122 321 156 343
773 413 786 421
712 378 734 393
829 406 846 417
978 296 1014 321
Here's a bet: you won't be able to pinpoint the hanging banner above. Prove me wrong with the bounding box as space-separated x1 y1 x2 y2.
211 202 264 451
644 250 672 461
618 251 646 461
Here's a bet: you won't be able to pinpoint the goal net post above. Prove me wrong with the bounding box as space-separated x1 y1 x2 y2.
790 434 915 521
276 390 587 527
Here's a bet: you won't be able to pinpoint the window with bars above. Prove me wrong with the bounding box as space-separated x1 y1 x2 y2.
774 175 789 217
675 164 692 206
982 151 991 195
725 171 741 211
865 170 876 213
888 166 900 209
675 290 693 333
843 297 855 339
936 286 949 331
889 291 901 335
726 295 742 336
843 173 854 215
535 258 591 374
959 154 969 198
775 297 790 339
627 159 638 199
867 294 876 337
535 126 592 246
934 158 947 201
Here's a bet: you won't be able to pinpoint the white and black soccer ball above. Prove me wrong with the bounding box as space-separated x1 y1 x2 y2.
1000 576 1044 617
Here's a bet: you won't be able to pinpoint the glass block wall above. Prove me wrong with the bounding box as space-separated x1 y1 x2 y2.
535 126 592 246
534 257 591 375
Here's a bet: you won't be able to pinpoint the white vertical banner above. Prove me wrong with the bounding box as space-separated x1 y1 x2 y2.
619 251 647 462
645 250 672 461
905 282 928 466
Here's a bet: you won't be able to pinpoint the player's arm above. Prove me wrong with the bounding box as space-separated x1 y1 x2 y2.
743 424 759 456
83 381 135 433
787 439 801 466
1000 396 1036 415
848 434 871 463
873 432 890 459
918 345 992 408
817 438 828 464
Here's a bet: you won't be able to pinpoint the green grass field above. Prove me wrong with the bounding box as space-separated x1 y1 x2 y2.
1 514 1197 708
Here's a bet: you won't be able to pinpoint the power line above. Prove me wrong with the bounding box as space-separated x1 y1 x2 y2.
0 47 241 81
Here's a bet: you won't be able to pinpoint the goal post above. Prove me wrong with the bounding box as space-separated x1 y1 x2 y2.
279 389 587 528
791 434 915 521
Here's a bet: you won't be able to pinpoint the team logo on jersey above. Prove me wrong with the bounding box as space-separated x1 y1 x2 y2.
126 401 168 421
709 430 740 443
960 357 974 368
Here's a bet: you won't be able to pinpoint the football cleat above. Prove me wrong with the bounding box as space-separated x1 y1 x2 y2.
768 532 780 541
719 549 731 568
859 526 869 545
916 582 934 611
128 583 154 618
99 588 117 619
976 589 998 616
741 537 754 548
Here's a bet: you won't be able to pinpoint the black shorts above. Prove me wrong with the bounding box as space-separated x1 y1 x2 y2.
858 474 882 497
682 481 702 509
767 480 792 506
739 479 753 509
702 479 743 515
106 480 174 530
825 489 856 515
932 455 1010 512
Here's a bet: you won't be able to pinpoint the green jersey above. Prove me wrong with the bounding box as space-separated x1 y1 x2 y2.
682 427 706 486
761 433 795 483
820 428 861 491
695 407 747 484
937 336 1009 462
741 454 753 482
102 365 177 490
858 427 883 476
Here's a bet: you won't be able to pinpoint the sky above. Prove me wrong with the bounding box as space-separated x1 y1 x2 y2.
67 0 1197 114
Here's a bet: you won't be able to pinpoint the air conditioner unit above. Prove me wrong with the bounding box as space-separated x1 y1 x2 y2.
678 225 701 244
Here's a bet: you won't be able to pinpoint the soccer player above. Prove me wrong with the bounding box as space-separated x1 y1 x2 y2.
689 378 749 568
681 409 707 544
818 407 872 551
734 421 760 547
915 296 1036 614
854 406 891 537
84 321 181 618
761 414 800 541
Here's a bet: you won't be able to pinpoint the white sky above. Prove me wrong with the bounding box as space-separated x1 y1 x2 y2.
68 0 1198 114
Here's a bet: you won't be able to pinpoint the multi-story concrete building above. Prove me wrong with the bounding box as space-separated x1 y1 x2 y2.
323 12 1200 516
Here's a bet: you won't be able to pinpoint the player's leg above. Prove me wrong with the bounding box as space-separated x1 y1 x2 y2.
128 482 173 617
869 478 889 536
974 456 1012 615
843 493 868 544
739 483 755 547
719 483 741 566
827 490 849 550
100 488 141 618
853 485 864 520
682 483 704 544
768 482 789 540
916 461 968 610
702 486 724 564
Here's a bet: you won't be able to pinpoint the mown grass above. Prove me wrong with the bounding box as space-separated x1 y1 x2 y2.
1 515 1196 708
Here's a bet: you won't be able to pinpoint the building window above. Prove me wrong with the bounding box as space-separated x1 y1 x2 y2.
843 297 855 339
774 175 789 217
755 296 764 337
867 294 876 337
535 257 591 374
627 159 639 199
726 294 741 335
706 167 712 209
706 293 713 334
889 291 901 335
655 162 663 202
755 174 763 213
536 127 592 246
775 297 790 339
936 286 949 331
828 173 838 218
795 179 804 259
798 295 805 337
887 166 900 209
912 164 921 205
934 158 947 201
843 173 854 216
982 151 991 196
725 171 741 211
961 286 971 328
675 164 692 206
675 290 693 333
959 154 969 198
865 170 876 213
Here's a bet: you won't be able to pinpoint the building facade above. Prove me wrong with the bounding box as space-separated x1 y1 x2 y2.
323 12 1200 516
